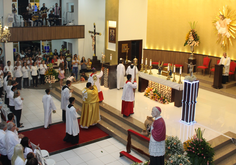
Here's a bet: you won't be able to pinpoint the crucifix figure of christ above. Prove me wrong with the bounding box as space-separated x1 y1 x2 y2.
88 23 101 56
185 62 196 77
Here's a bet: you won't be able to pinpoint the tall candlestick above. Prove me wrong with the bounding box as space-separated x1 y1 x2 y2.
168 64 170 71
110 54 112 61
141 58 143 64
150 59 152 66
174 65 176 73
180 66 182 74
145 58 147 65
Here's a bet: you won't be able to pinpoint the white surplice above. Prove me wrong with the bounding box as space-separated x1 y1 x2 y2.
116 63 125 89
126 65 138 83
5 130 21 160
61 86 71 110
88 71 103 92
66 105 80 136
219 56 231 76
42 94 56 128
121 81 137 102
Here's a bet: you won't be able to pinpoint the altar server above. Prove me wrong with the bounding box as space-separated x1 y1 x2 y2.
4 61 14 77
64 97 80 144
121 74 137 117
117 59 125 90
5 122 21 161
88 68 104 102
42 89 56 129
219 52 231 84
126 62 138 83
149 106 166 165
80 82 100 129
61 80 73 122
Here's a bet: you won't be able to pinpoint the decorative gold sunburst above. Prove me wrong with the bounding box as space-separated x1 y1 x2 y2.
213 5 236 51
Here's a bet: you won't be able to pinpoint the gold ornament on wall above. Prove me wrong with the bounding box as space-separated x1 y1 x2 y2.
213 5 236 50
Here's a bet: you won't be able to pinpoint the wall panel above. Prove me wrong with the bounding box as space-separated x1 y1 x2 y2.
9 25 85 42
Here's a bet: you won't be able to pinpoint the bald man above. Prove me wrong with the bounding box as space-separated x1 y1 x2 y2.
149 107 166 165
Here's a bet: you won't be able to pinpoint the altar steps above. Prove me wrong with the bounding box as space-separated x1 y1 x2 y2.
208 131 236 165
51 86 150 160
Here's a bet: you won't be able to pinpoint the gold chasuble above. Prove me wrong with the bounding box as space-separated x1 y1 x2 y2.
80 85 100 128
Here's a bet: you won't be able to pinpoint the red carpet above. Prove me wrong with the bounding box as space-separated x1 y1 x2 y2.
20 119 109 153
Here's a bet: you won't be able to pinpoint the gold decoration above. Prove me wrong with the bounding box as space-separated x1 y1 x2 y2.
213 5 236 50
140 63 144 72
144 64 148 73
149 66 153 75
0 18 11 43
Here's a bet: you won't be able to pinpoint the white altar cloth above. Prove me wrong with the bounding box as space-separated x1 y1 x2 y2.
139 69 184 90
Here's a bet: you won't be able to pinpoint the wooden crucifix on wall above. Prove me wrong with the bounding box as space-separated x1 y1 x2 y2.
88 23 101 56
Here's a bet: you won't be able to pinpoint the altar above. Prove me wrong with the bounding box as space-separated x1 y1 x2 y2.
138 69 184 107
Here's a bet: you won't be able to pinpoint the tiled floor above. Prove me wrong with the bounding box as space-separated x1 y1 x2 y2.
16 88 146 164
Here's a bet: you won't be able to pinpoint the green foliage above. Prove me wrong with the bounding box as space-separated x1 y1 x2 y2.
166 153 191 165
165 136 184 156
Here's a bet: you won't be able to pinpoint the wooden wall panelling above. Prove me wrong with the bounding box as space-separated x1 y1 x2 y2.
9 25 85 42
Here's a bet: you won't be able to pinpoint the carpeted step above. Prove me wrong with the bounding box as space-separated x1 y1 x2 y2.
216 152 236 165
120 151 143 163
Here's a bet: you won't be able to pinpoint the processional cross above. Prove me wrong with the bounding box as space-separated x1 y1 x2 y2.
88 23 101 56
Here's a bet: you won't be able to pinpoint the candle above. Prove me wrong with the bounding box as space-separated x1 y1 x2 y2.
110 54 112 61
141 58 143 64
150 59 152 66
145 58 147 65
168 64 170 71
174 65 176 72
180 66 182 74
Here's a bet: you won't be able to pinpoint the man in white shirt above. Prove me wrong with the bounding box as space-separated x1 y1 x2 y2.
5 122 23 161
42 89 56 129
116 59 125 90
121 74 137 117
219 52 231 84
61 80 73 122
0 122 11 165
4 61 14 77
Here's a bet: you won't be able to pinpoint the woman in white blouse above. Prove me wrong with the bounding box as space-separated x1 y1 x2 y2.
27 57 34 66
31 62 38 87
39 60 47 85
22 62 30 88
11 144 25 165
14 62 23 90
14 90 24 128
20 136 37 159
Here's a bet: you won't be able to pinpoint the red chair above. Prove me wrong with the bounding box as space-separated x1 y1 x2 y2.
229 61 236 81
209 59 220 77
197 57 211 75
163 63 172 67
152 62 159 65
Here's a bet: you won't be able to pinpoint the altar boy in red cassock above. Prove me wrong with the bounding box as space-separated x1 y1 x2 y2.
121 74 137 117
149 106 166 165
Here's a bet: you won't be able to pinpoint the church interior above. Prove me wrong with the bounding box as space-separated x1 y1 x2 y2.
1 0 236 165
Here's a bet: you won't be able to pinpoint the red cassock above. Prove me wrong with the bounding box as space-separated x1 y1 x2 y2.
121 81 137 117
152 117 166 141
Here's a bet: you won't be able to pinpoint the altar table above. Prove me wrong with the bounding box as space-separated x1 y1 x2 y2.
138 69 184 107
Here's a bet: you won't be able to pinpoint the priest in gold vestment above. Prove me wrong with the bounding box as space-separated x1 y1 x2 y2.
80 82 100 129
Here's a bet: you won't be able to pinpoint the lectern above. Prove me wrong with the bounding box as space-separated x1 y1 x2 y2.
213 64 223 89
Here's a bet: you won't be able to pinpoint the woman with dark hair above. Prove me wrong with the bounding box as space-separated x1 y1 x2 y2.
80 56 87 73
63 97 80 144
26 157 39 165
20 137 35 159
31 62 38 87
72 54 79 81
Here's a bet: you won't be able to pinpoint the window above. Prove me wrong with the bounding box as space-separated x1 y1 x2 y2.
30 0 40 12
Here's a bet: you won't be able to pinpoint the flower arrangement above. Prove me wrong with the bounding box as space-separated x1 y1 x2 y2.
166 153 191 165
165 136 184 156
185 128 214 165
184 22 200 47
144 87 170 104
45 63 59 80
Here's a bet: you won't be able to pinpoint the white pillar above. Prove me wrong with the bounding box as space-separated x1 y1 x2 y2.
2 0 14 65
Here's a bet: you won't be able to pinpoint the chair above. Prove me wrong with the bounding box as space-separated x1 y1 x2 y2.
197 56 211 75
41 150 49 158
229 61 236 81
209 59 220 77
45 159 56 165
